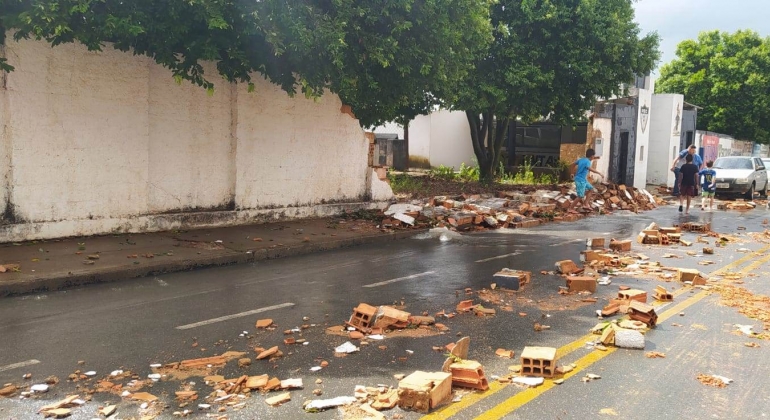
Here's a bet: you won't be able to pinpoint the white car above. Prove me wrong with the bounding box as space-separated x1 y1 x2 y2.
713 156 769 198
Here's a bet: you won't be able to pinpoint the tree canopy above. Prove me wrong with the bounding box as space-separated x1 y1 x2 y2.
0 0 493 127
656 30 770 143
444 0 660 181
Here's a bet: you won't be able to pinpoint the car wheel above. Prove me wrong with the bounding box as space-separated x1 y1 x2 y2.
762 181 769 198
745 183 755 200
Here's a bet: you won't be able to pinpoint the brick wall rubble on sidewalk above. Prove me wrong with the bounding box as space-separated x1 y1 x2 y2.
381 183 665 231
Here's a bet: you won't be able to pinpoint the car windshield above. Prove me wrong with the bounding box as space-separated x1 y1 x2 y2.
714 158 753 170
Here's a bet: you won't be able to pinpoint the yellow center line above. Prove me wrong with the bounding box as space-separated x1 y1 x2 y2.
473 246 770 420
421 245 770 420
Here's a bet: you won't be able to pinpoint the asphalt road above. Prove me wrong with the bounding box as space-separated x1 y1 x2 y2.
1 204 769 420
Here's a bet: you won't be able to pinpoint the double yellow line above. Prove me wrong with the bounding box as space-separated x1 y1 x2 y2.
423 245 770 420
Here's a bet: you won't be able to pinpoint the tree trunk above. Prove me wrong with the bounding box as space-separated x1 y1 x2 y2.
403 121 410 171
465 111 511 183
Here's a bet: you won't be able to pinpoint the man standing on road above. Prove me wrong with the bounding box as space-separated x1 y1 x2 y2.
670 145 704 196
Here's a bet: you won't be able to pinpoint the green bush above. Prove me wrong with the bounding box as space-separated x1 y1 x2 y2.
429 165 457 181
458 162 480 182
498 158 557 185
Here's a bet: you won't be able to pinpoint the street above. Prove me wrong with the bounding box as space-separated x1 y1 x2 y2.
1 205 770 419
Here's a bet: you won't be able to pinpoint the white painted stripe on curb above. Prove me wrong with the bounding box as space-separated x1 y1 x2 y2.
176 303 295 330
0 359 40 373
475 252 521 263
363 271 436 288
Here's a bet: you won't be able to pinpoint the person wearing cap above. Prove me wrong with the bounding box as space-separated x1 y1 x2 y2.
670 145 704 196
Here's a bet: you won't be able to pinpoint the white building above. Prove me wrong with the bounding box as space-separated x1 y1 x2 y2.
587 77 653 190
646 93 700 187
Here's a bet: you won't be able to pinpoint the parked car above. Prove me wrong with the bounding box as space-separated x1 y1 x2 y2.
712 156 769 198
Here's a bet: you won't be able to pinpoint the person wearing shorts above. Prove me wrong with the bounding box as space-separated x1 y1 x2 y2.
678 154 699 214
570 148 604 211
699 161 717 211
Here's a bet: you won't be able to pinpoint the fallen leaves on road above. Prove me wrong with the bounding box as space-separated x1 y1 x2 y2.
645 351 666 358
713 282 770 339
599 408 619 416
696 374 727 388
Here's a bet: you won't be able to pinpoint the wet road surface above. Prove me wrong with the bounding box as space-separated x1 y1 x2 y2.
1 205 769 419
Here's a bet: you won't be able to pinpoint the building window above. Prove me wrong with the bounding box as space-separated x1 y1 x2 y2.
640 146 644 161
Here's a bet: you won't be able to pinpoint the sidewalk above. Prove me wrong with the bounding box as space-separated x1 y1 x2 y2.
0 217 420 297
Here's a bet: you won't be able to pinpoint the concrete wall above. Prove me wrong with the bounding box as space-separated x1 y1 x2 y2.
387 110 476 170
608 103 637 186
0 60 9 220
0 37 383 242
407 115 432 167
680 109 697 149
633 89 652 189
589 117 613 180
647 94 685 187
428 110 475 170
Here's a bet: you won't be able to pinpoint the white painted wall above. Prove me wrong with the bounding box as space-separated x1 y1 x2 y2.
147 63 236 213
234 80 368 209
633 89 652 189
0 37 378 242
407 115 432 163
647 94 684 187
592 118 613 180
428 110 475 169
0 62 9 219
378 110 476 169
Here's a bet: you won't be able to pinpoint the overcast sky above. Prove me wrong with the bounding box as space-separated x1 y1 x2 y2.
633 0 770 72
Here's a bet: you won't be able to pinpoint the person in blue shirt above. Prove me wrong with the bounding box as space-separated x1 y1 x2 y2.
699 160 717 211
670 145 704 196
569 148 604 211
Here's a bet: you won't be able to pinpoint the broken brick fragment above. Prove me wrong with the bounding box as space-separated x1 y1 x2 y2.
456 300 474 312
609 239 632 252
256 346 279 360
555 260 583 275
566 276 597 293
255 319 274 329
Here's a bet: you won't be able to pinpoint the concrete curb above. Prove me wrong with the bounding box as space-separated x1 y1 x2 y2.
0 229 425 297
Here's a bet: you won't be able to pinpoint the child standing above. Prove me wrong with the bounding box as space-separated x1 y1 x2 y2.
570 148 604 211
699 161 717 211
678 154 699 214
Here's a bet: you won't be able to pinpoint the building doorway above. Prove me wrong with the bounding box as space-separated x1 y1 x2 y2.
617 131 630 183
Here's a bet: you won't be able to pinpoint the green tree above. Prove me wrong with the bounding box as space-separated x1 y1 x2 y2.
0 0 492 127
444 0 659 182
656 30 770 143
